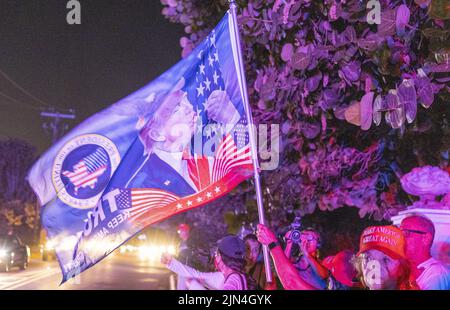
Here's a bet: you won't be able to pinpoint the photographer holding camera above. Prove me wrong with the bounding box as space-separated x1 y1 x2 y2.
283 218 328 290
257 221 323 290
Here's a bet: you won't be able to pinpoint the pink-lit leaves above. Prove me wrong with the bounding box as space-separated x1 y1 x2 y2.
396 5 411 36
397 79 417 124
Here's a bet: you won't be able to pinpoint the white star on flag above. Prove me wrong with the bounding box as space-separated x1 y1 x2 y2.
214 186 221 193
214 52 219 62
210 33 216 47
176 203 183 210
213 71 220 85
206 192 212 198
196 83 205 97
199 63 205 75
208 55 214 67
196 197 203 203
187 200 193 206
204 78 211 91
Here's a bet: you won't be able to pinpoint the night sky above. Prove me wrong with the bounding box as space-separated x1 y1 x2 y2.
0 0 185 154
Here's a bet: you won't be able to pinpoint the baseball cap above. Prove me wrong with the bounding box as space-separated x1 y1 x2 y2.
323 250 358 287
217 235 245 260
357 225 406 260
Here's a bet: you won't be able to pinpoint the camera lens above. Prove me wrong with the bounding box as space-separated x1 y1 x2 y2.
291 230 301 242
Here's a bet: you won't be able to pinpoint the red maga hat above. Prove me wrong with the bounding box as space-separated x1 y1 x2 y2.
357 225 406 260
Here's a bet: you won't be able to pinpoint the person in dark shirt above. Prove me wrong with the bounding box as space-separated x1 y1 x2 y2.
244 233 277 290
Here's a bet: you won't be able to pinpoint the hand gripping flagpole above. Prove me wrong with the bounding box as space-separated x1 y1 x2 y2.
228 0 272 283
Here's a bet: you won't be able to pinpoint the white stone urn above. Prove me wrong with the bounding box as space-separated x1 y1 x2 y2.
400 166 450 209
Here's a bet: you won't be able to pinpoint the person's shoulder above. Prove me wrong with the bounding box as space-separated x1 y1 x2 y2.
213 271 225 281
226 273 242 279
419 258 450 288
224 273 245 290
423 258 449 273
225 273 244 284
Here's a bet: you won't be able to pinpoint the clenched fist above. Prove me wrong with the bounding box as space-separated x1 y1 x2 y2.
205 90 240 125
256 224 278 245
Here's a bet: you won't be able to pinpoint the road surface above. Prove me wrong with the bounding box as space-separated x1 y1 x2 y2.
0 253 172 290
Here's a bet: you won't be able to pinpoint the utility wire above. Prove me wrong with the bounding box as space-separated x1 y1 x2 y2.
0 67 51 108
0 90 40 111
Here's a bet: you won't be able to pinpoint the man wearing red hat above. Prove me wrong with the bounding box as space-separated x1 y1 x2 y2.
355 225 417 290
322 250 360 290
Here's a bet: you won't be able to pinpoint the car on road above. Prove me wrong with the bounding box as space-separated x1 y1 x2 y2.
0 235 30 272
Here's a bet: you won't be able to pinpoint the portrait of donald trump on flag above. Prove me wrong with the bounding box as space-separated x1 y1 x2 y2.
125 77 243 197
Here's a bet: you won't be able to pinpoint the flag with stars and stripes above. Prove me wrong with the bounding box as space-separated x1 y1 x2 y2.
29 12 256 283
61 148 109 195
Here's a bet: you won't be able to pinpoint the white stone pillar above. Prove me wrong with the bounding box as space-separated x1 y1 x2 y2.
391 208 450 265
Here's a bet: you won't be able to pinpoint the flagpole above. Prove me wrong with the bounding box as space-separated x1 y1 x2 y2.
228 0 272 283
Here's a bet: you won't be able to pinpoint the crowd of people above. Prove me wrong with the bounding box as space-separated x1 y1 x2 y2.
160 214 450 290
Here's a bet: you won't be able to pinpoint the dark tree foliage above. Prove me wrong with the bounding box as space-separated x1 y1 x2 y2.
160 0 449 226
0 139 38 242
157 1 450 257
0 139 37 202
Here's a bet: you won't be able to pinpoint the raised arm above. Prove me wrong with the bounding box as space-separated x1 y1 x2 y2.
304 253 330 280
161 253 224 290
256 224 316 290
283 230 294 260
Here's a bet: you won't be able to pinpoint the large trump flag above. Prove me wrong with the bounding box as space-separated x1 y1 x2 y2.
28 12 255 282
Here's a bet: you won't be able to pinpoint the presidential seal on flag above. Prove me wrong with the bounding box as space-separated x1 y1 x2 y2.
52 134 121 209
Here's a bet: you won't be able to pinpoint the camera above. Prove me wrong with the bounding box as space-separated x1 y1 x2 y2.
290 216 302 244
